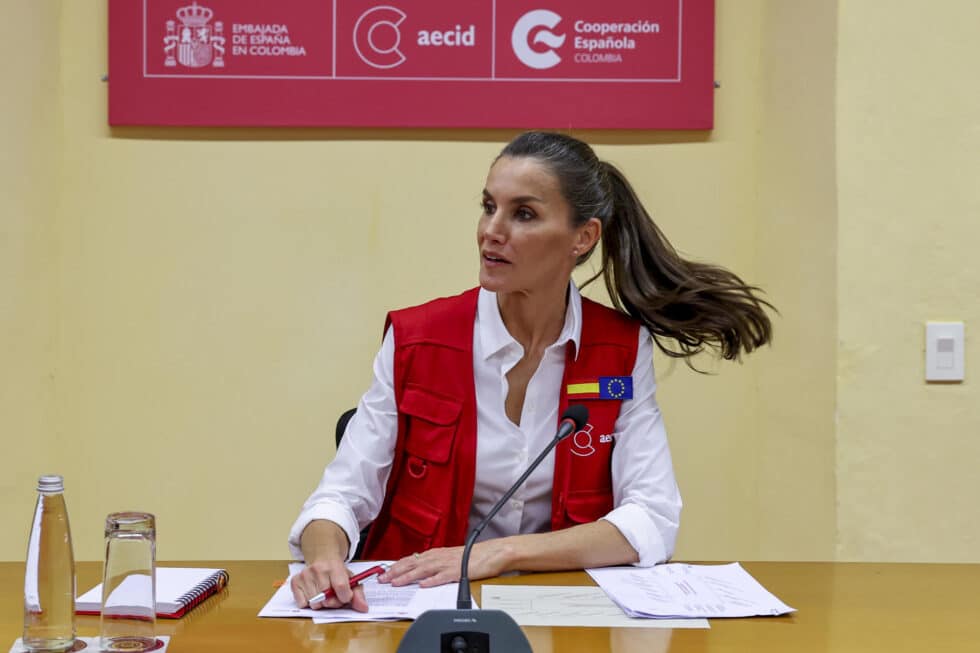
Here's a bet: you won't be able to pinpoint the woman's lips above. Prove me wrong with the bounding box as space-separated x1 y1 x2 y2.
482 252 511 266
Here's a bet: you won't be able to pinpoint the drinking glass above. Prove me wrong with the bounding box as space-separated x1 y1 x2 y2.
100 512 156 652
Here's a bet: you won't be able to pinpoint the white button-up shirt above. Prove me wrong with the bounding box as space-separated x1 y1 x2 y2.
289 284 681 567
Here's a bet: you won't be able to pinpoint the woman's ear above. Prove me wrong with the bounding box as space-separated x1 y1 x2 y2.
574 217 602 255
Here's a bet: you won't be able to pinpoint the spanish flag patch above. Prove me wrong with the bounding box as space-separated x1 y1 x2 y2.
566 376 633 400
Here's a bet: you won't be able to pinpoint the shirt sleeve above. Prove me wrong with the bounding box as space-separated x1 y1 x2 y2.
287 327 399 562
600 328 682 566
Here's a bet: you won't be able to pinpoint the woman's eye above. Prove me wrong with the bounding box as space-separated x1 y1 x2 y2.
481 201 495 215
515 208 535 221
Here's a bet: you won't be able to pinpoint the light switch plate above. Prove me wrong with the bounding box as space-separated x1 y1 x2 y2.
925 321 964 382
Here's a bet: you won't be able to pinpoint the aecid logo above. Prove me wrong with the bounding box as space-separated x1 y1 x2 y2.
511 9 566 70
353 6 478 69
569 424 615 458
354 6 407 69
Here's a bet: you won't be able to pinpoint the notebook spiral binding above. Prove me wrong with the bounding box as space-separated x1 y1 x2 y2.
176 570 229 613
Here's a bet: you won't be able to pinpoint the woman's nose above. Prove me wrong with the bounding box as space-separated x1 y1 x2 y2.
481 211 507 242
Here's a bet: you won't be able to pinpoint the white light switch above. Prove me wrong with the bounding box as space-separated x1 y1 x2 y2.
925 322 964 382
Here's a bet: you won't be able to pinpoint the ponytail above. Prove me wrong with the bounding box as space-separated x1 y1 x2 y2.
498 131 774 362
585 162 773 361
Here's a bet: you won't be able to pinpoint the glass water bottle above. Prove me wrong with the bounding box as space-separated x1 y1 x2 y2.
23 474 77 652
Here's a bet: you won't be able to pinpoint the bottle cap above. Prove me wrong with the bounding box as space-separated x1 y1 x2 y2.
37 475 64 493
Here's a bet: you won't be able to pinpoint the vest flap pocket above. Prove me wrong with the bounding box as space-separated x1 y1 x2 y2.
399 386 462 464
389 492 441 542
399 385 461 425
564 490 614 524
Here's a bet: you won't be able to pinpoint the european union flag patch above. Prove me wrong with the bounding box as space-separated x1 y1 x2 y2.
566 376 633 400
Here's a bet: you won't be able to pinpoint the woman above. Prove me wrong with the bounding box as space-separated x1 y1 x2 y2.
289 132 773 611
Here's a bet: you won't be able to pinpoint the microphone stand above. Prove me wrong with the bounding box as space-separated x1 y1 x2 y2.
396 408 585 653
456 425 572 609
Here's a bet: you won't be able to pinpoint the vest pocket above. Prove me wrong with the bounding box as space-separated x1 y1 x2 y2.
398 385 462 464
564 489 614 525
389 491 442 553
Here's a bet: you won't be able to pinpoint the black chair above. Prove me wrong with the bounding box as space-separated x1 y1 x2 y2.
335 407 358 449
335 407 370 560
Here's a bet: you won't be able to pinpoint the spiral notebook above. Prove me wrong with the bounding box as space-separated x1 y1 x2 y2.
76 567 229 619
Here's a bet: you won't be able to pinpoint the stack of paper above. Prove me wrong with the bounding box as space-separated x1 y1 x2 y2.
586 562 795 619
258 562 462 623
481 585 709 628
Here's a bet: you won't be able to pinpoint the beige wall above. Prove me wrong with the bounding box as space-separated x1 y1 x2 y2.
2 0 975 564
1 2 62 555
836 0 980 561
752 1 839 560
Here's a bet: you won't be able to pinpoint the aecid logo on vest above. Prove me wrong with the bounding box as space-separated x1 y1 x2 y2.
353 5 477 70
569 423 613 457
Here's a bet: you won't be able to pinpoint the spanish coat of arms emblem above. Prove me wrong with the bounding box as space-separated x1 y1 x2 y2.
163 2 226 68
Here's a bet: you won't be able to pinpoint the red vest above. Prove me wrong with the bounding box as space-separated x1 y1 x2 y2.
361 288 640 560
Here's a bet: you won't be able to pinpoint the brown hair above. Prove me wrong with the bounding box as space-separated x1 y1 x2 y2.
498 132 774 362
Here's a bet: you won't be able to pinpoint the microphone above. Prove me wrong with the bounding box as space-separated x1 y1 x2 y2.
396 405 589 653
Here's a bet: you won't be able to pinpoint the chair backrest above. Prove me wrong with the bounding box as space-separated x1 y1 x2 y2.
333 406 370 559
335 407 357 449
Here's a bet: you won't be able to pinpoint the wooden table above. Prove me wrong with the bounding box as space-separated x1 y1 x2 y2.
3 561 977 652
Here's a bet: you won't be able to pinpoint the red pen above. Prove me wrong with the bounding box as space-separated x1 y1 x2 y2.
307 563 390 605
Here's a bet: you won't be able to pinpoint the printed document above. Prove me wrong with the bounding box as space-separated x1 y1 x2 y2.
587 562 795 619
481 585 708 628
258 562 460 623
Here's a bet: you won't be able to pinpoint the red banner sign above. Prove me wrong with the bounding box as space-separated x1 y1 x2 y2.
109 0 714 129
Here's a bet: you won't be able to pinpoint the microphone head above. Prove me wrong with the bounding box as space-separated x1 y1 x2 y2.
561 404 589 431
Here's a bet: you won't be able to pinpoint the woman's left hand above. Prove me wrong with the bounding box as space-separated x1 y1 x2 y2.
379 541 514 588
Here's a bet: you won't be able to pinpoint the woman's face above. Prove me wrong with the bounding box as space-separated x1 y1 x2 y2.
478 156 595 296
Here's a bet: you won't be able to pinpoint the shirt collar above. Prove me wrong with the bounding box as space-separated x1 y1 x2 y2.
477 282 582 361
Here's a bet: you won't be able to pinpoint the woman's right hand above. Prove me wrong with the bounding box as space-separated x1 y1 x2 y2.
294 520 368 611
290 558 369 612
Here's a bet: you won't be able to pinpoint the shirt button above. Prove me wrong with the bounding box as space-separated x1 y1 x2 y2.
510 500 521 510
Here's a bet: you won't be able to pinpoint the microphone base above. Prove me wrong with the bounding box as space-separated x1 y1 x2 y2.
395 609 533 653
